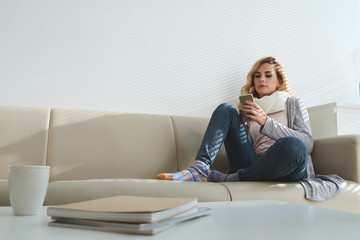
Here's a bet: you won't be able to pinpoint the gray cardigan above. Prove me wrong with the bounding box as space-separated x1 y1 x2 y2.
260 97 346 201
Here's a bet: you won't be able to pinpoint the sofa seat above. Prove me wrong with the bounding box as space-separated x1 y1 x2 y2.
44 179 360 214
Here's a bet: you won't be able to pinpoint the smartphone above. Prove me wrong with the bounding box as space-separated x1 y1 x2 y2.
239 94 254 104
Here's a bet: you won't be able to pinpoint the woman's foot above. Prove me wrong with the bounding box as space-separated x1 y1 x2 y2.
207 170 239 182
157 160 209 182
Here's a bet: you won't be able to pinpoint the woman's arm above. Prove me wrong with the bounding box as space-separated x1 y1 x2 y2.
260 98 314 153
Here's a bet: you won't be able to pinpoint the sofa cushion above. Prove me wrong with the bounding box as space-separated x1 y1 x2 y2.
44 179 231 205
0 105 50 180
221 181 360 214
47 109 178 181
170 115 229 172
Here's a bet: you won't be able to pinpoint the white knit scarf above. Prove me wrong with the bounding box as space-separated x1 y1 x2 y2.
254 91 291 114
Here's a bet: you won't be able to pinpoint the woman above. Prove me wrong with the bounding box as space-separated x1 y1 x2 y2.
157 57 344 200
157 56 314 183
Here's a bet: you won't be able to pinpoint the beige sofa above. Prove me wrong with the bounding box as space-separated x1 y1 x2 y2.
1 105 360 214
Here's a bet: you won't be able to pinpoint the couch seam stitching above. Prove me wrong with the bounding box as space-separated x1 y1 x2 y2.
45 108 53 181
169 116 180 171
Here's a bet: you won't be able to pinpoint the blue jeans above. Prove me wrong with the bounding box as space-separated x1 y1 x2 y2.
195 103 308 182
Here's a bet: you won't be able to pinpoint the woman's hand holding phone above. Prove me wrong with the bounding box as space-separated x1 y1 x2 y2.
239 94 267 126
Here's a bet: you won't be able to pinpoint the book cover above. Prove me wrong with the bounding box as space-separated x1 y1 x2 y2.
47 195 198 223
49 207 211 235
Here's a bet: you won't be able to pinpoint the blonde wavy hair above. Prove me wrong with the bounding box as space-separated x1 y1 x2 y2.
240 56 293 98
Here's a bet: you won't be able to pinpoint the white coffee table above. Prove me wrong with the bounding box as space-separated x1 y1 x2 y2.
1 200 360 240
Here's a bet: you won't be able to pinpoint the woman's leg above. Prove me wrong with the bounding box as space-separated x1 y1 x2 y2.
157 103 257 181
209 136 308 182
195 103 257 169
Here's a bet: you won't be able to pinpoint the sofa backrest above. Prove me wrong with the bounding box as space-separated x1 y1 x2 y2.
0 105 232 181
47 108 178 181
0 105 50 180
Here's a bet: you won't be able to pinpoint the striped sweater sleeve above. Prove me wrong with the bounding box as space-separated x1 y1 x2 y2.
260 98 314 154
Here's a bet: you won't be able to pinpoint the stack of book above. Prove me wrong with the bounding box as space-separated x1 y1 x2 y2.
47 195 211 235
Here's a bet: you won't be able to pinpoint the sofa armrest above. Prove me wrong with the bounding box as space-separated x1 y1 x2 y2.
311 135 360 183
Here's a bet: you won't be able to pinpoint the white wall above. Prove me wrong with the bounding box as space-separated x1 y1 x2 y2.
0 0 359 117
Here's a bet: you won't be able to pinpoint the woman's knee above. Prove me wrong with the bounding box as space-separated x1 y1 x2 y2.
214 103 237 115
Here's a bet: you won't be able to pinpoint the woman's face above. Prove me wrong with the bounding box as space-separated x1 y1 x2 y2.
253 63 281 98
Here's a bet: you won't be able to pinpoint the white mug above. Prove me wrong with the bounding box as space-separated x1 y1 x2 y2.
8 165 50 216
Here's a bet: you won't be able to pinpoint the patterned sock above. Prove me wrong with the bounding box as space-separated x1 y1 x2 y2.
156 160 210 182
207 170 239 182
